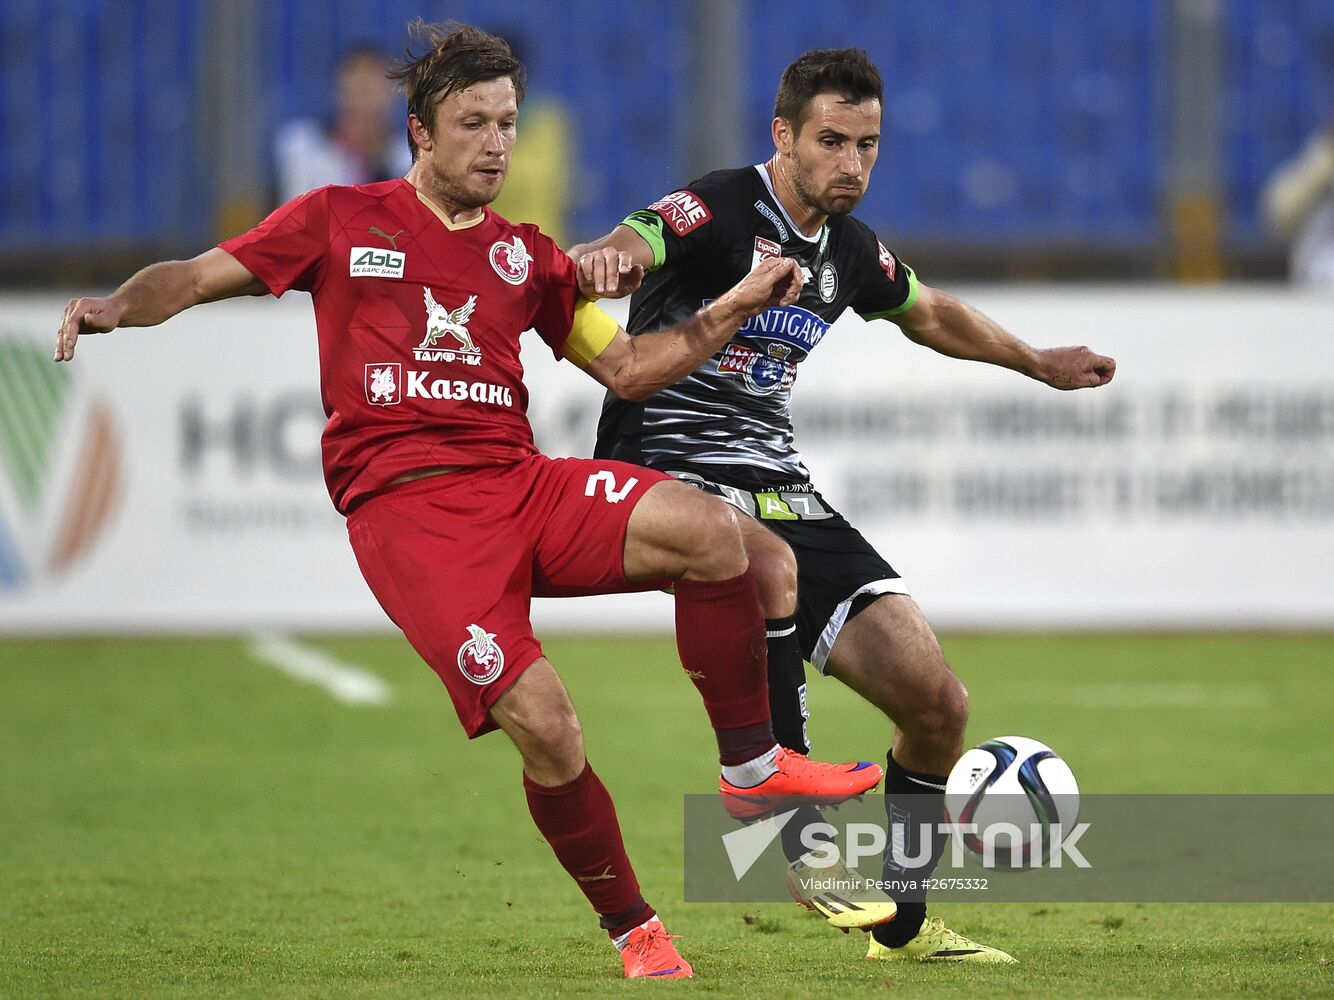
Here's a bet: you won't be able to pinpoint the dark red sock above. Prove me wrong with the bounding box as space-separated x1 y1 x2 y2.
675 569 776 765
523 761 654 938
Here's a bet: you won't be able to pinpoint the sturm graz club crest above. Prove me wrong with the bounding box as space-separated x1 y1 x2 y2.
457 624 505 685
818 262 837 302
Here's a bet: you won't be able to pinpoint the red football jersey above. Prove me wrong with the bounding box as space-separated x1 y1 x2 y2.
219 179 579 512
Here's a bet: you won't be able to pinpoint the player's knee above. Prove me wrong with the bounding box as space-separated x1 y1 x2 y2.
745 531 797 617
678 495 747 577
522 706 586 784
943 674 970 741
915 673 969 754
497 679 586 783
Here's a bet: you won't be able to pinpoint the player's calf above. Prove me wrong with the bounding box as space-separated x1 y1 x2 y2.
738 514 799 618
489 659 586 785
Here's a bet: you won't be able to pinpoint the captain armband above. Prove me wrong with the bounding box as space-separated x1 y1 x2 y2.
562 297 620 368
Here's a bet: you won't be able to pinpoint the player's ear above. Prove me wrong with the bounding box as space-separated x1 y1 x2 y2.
408 113 433 155
772 116 793 156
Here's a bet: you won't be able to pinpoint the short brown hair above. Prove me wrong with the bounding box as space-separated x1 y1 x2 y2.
389 20 527 161
773 48 883 134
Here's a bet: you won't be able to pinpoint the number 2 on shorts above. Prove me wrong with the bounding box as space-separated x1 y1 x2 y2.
585 470 639 504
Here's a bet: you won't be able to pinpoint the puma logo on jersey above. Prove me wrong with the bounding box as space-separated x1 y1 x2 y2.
369 226 406 249
577 866 617 882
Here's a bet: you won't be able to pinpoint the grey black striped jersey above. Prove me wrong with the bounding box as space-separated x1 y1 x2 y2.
594 165 918 490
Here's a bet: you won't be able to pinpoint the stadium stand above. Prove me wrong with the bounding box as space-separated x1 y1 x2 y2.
2 0 1333 279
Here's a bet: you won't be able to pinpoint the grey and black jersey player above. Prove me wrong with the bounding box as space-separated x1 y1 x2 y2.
571 48 1114 965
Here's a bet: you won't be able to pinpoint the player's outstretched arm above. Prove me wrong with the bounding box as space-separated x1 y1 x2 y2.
893 283 1116 391
582 256 803 400
54 248 266 362
569 224 655 299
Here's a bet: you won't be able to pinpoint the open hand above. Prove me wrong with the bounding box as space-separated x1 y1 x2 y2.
55 297 122 362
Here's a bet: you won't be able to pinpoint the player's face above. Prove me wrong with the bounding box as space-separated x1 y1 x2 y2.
414 77 518 210
784 93 881 216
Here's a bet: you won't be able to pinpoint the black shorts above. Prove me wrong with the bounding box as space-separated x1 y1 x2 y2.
668 469 910 672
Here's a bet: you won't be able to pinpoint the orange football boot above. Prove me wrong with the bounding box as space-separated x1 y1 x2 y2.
719 748 883 821
620 920 694 979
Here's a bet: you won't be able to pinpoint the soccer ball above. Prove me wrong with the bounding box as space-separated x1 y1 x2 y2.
943 736 1079 869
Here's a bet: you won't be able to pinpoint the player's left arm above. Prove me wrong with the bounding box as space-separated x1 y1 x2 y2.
893 283 1116 390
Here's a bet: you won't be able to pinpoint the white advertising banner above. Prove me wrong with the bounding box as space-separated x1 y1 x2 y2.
0 287 1330 633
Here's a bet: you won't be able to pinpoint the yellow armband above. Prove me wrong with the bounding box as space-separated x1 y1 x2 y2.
562 297 620 368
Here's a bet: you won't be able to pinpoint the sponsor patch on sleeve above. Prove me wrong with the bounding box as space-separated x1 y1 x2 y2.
648 190 713 236
877 241 897 281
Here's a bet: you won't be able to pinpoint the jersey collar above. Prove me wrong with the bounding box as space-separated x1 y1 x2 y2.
754 163 823 244
412 183 488 231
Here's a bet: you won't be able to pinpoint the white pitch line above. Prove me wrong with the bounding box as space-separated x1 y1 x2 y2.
246 633 391 706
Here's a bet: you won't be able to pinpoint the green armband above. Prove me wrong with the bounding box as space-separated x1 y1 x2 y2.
621 211 668 271
860 265 920 321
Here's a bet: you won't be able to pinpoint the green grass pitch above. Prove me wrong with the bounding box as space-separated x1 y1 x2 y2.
2 632 1331 997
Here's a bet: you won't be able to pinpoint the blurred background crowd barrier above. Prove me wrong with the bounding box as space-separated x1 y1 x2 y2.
2 290 1331 632
2 0 1334 284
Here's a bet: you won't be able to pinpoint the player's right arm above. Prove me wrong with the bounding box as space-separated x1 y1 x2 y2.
55 248 267 362
57 186 331 363
579 255 802 400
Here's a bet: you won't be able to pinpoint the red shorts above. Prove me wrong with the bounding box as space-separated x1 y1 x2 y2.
345 455 671 738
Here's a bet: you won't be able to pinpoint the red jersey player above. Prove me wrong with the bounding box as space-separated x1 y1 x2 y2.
53 22 882 980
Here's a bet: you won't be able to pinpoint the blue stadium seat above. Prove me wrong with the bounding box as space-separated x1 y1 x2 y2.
1 0 1332 256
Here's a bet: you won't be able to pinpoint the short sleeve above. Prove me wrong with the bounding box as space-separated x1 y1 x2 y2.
851 228 921 320
218 186 330 296
620 178 724 271
530 233 580 358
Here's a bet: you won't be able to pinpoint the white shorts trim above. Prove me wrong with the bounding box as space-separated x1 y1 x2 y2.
810 578 912 675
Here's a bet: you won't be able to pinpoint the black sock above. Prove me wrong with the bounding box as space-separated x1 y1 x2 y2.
871 751 947 948
765 615 821 864
763 615 820 863
764 615 809 754
779 804 826 864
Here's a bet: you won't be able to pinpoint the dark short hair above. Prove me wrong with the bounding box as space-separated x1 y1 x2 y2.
389 20 527 160
773 48 883 134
